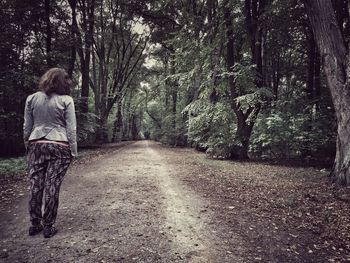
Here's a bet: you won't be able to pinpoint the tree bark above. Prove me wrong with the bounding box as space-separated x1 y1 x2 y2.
68 0 77 77
95 114 108 143
112 98 123 142
225 5 246 159
272 56 280 100
44 0 52 66
314 50 321 107
306 26 316 101
224 1 263 159
304 0 350 185
245 0 265 89
77 0 95 118
170 53 177 136
130 114 138 140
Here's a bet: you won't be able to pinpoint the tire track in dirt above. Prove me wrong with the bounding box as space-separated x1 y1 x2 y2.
145 141 213 262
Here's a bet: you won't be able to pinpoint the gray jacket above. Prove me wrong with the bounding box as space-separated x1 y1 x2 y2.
23 91 77 157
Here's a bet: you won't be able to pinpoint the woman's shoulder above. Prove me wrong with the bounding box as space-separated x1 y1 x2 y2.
26 91 45 102
58 94 73 101
54 94 74 106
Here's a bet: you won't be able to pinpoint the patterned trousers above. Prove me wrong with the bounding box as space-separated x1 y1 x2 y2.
27 143 72 227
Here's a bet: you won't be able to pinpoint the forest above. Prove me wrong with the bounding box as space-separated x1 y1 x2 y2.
1 0 350 185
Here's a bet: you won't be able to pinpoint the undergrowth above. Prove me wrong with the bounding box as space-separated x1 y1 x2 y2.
0 157 26 177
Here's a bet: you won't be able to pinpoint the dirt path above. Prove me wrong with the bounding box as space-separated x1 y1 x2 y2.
0 141 239 263
1 141 349 262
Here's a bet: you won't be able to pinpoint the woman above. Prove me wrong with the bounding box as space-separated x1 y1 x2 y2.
23 68 77 238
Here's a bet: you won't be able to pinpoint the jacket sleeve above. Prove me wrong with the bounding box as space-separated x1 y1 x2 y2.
65 97 78 157
23 96 33 148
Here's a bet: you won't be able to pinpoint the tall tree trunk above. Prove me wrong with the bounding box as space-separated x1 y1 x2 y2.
272 56 280 100
304 0 350 185
122 92 132 139
314 50 321 108
306 26 322 107
112 97 123 142
224 1 261 159
163 57 170 110
306 27 316 101
95 113 108 143
245 0 265 89
169 52 177 145
131 114 138 140
80 61 90 115
302 26 317 158
68 0 77 77
79 0 95 117
44 0 52 66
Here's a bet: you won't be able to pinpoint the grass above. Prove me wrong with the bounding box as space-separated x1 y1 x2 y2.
0 156 26 177
0 148 101 178
0 141 135 178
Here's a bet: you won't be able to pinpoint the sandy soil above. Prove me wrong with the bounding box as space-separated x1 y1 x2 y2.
0 141 349 263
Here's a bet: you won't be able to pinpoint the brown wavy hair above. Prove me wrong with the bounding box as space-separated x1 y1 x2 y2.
39 68 72 95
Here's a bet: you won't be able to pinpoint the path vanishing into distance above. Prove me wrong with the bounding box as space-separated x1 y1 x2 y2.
0 141 241 263
1 141 349 262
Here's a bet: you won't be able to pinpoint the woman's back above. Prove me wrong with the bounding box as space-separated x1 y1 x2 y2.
25 91 75 145
31 91 68 126
23 68 77 157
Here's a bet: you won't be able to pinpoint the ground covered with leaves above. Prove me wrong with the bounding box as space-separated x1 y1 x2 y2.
159 146 350 262
0 141 349 262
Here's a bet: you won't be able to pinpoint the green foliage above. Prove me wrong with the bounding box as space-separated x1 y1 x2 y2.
232 59 257 94
187 100 236 158
0 157 26 177
251 111 305 158
0 0 73 156
250 99 336 160
77 112 98 144
0 0 338 166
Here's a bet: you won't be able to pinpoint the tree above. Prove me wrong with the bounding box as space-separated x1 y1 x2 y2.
0 0 340 166
304 0 350 185
220 0 267 159
69 0 96 118
0 0 73 156
91 0 148 142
